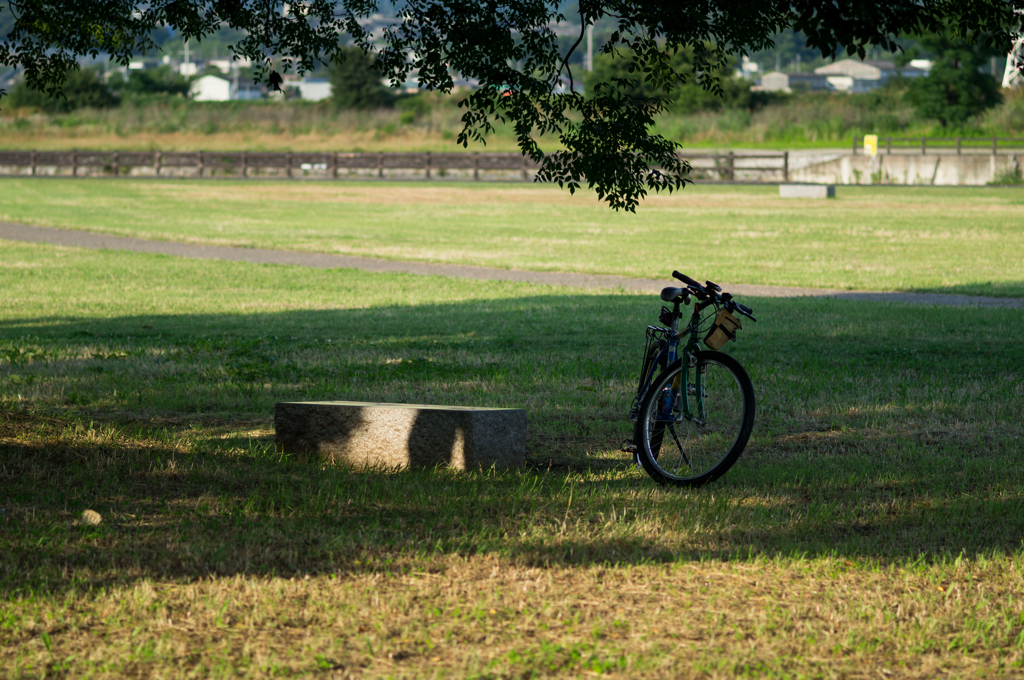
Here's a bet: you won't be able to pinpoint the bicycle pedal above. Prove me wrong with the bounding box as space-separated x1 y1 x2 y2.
620 440 637 453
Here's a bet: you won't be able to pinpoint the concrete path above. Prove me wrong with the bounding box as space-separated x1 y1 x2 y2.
2 221 1022 309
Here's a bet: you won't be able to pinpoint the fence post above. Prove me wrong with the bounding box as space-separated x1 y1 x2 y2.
473 152 479 181
29 151 36 176
425 151 431 180
993 136 998 156
154 151 162 177
197 151 204 177
330 152 336 180
522 154 529 181
285 151 291 179
920 137 926 155
113 151 120 176
727 151 735 182
240 151 247 178
782 151 789 183
72 151 78 177
378 152 384 179
886 137 891 155
957 137 962 155
852 136 857 154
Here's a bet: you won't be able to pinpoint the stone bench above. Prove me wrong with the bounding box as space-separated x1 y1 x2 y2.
274 401 526 470
779 183 835 199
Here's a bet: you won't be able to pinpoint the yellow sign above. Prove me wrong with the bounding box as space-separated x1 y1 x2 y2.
864 134 878 157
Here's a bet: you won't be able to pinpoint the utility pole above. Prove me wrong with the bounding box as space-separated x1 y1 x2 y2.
586 23 593 72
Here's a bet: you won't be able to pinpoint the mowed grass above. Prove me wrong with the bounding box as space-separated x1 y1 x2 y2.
1 179 1024 297
2 240 1024 677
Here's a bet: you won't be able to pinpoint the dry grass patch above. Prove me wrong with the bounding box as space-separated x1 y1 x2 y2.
139 181 584 208
5 555 1024 678
2 241 1024 677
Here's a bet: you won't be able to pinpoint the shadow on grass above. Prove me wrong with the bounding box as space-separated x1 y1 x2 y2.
3 405 1024 597
2 294 1024 593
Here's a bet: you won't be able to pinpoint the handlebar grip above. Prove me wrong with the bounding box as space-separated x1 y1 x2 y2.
672 271 703 290
735 304 756 322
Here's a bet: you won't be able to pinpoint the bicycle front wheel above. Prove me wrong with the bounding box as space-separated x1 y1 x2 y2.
634 350 755 487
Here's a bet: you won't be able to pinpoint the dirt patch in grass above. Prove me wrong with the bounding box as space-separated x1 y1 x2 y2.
138 180 589 207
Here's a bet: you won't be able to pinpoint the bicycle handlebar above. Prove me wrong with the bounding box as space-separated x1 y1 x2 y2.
672 271 757 322
672 270 704 293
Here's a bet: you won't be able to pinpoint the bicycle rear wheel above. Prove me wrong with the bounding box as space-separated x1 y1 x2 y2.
633 350 754 487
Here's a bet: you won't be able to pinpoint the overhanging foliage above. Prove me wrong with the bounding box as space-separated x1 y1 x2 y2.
1 0 1022 209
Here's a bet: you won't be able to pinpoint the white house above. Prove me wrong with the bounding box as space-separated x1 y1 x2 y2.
758 71 829 92
295 79 333 101
813 59 924 92
190 75 232 101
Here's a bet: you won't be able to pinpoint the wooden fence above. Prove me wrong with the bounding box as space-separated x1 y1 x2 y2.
852 136 1024 155
0 150 793 182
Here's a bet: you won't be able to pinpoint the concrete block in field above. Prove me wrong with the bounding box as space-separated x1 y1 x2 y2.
275 401 526 470
780 184 835 198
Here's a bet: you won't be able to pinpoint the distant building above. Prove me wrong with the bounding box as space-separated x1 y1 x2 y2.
207 59 234 75
736 56 760 79
190 75 231 101
813 59 924 92
910 59 934 75
129 59 161 71
295 79 332 101
234 82 264 100
758 71 829 92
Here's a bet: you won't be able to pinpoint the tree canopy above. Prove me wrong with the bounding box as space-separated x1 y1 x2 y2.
1 1 1022 210
328 45 395 109
5 66 119 112
906 31 1004 128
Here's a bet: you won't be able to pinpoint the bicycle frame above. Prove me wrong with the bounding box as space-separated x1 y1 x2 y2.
632 298 716 425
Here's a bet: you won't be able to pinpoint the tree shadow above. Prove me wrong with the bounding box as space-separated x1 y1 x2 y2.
2 292 1024 594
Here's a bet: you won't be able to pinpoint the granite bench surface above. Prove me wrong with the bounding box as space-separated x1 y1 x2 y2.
275 401 527 470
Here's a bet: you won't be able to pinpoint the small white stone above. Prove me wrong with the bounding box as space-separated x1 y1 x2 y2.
80 509 102 526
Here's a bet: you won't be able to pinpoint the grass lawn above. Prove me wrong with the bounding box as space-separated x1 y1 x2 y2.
1 180 1023 297
2 238 1024 677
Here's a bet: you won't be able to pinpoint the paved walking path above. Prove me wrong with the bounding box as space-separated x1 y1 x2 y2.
3 221 1022 308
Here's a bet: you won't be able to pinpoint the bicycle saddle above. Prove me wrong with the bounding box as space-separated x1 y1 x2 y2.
660 287 689 303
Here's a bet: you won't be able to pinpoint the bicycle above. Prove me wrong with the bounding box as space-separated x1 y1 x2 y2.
625 271 758 487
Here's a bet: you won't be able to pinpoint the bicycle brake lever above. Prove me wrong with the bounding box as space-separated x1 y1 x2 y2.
737 307 757 322
726 300 757 322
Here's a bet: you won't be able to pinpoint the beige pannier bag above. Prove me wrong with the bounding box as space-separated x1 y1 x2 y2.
704 309 742 350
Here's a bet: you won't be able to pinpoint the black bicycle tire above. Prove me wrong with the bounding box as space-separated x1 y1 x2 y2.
633 350 755 487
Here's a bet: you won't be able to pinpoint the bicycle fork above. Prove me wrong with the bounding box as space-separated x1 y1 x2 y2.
665 357 707 426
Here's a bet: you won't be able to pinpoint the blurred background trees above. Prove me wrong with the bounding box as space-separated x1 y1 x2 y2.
6 67 118 112
905 32 1004 127
328 46 394 110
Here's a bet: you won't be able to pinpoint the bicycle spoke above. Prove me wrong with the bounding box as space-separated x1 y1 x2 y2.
636 354 752 485
666 424 691 472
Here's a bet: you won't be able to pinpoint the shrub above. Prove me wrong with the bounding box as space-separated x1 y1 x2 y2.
906 31 1003 128
5 67 119 112
328 46 395 110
